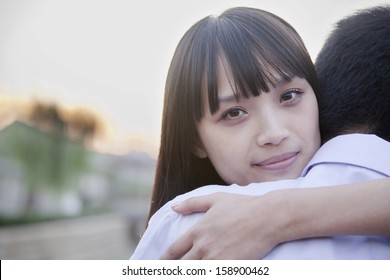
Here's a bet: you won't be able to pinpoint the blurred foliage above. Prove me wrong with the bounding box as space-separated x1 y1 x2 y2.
0 101 155 226
0 121 90 191
0 206 107 226
0 101 96 217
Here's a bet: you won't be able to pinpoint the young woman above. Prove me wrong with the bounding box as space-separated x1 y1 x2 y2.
149 6 321 220
134 6 390 259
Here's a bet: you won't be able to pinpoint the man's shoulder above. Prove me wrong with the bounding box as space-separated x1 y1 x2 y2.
302 133 390 177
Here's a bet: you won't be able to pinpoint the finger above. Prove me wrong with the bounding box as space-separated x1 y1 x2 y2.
180 248 202 260
171 194 218 214
160 234 193 260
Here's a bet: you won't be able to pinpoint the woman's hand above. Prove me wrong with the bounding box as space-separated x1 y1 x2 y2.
160 192 286 259
160 178 390 259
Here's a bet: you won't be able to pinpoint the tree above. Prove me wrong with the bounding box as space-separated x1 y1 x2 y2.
0 101 96 217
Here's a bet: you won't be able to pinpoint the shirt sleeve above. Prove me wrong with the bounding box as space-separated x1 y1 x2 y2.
130 201 204 259
130 183 296 259
130 204 175 259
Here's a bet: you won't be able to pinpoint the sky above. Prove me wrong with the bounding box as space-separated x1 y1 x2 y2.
0 0 388 156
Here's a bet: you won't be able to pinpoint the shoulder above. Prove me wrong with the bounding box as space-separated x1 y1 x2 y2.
302 134 390 178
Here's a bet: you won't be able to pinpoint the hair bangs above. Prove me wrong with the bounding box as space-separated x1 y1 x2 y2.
202 10 315 116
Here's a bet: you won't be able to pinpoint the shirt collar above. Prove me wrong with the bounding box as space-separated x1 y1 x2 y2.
302 134 390 177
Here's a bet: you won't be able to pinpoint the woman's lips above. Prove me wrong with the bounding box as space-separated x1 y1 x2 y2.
254 152 299 171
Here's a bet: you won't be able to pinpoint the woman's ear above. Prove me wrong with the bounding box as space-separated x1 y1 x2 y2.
192 145 207 159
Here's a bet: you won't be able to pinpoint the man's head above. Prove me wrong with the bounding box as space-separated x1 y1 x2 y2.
316 6 390 142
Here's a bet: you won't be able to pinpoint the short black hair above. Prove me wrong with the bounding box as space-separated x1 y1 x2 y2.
316 6 390 142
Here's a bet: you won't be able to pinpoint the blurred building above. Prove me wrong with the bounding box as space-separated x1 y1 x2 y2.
0 120 156 259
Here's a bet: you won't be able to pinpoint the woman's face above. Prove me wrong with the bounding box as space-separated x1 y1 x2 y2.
195 64 321 185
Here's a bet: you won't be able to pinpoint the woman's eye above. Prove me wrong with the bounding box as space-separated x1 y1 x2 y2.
280 88 303 104
221 108 246 121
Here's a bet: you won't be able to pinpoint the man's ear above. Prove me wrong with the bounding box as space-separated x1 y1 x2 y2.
192 145 207 159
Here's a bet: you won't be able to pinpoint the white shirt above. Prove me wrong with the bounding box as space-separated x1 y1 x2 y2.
131 134 390 259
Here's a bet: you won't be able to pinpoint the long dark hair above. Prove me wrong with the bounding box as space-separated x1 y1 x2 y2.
148 7 320 220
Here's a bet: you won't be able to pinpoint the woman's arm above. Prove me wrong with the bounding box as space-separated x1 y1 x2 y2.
160 178 390 259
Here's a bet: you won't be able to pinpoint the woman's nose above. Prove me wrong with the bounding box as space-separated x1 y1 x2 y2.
255 115 289 147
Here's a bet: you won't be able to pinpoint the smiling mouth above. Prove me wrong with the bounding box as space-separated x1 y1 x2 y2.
253 152 299 171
